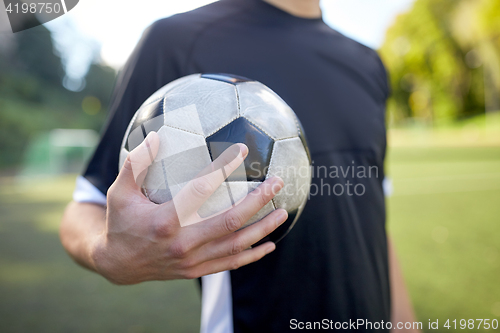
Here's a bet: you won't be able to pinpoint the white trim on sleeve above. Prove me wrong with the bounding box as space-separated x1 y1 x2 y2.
200 271 234 333
73 175 107 206
383 177 393 197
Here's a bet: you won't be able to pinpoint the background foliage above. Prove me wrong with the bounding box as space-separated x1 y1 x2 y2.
0 17 116 168
380 0 500 125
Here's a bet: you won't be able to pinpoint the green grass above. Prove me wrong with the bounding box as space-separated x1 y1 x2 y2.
387 146 500 330
0 144 499 332
388 112 500 148
0 176 201 333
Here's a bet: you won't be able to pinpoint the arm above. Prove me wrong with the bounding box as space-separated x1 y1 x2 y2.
60 134 287 284
60 201 106 272
389 237 420 332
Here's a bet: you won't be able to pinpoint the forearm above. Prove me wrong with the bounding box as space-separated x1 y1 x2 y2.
60 201 106 272
389 237 420 332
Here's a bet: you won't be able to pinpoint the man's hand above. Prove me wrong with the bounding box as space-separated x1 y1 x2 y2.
63 132 287 285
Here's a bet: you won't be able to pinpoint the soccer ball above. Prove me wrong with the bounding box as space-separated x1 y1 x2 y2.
119 73 311 243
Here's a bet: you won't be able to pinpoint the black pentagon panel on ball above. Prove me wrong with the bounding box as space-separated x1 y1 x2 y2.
125 99 164 151
201 73 253 85
206 117 273 182
297 117 312 164
253 208 298 246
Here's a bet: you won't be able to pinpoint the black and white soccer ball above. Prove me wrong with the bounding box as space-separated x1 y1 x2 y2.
120 73 311 243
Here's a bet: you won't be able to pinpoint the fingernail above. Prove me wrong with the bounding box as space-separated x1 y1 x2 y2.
144 131 157 145
269 176 283 186
270 177 284 192
265 242 276 254
237 143 248 158
275 209 288 227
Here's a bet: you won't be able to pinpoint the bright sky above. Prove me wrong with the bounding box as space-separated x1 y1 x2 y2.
44 0 415 80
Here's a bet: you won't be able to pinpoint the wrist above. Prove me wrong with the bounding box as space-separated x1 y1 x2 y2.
89 232 109 276
89 232 142 285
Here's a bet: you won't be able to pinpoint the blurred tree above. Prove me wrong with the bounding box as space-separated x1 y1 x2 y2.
380 0 500 125
15 23 64 87
459 0 500 112
0 16 116 169
80 63 116 111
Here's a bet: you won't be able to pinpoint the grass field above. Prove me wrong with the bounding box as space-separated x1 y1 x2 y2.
387 146 500 329
0 130 499 332
0 176 201 333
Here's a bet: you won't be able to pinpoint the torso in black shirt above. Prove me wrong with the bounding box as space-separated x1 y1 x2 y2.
83 0 391 331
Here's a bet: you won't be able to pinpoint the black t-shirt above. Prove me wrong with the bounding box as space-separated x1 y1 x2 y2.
83 0 391 331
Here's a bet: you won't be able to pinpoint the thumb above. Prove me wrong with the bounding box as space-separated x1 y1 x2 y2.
117 131 160 192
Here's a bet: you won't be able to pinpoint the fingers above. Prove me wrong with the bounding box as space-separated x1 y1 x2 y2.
116 131 160 192
187 242 276 278
184 176 284 246
168 144 248 226
192 209 287 263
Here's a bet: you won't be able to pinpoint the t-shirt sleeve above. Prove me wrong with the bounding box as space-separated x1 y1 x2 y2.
372 50 391 196
76 20 182 202
376 53 391 101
